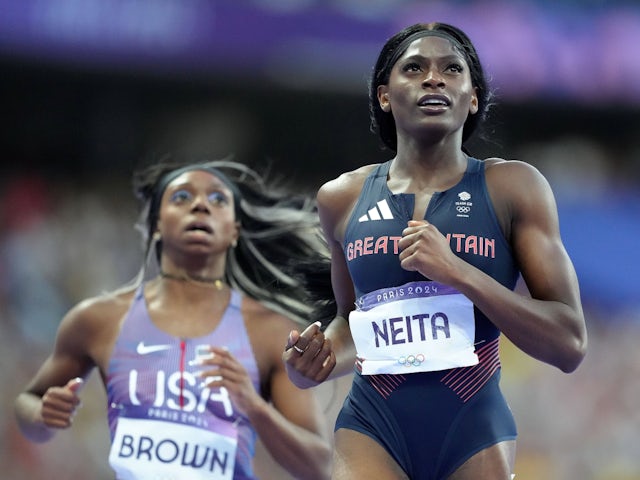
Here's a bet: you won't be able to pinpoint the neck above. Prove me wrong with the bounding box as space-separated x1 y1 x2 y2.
159 270 225 290
395 129 465 164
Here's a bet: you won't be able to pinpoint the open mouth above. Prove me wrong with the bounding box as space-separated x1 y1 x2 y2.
186 222 213 234
418 95 450 107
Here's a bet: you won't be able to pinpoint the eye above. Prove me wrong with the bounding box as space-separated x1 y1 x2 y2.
169 189 192 203
208 191 229 205
446 63 464 74
401 62 422 73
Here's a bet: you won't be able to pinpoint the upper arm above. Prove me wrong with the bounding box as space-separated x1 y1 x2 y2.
23 300 103 397
316 170 370 318
490 161 582 309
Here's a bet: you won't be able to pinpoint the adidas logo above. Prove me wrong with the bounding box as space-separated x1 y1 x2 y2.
358 199 394 222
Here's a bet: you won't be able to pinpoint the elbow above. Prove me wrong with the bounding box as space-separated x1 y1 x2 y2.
319 444 333 479
558 333 588 374
296 441 332 480
306 445 333 480
14 394 54 444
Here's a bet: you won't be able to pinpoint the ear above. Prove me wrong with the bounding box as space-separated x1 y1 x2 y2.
152 217 162 241
231 221 241 248
377 85 391 113
469 88 479 115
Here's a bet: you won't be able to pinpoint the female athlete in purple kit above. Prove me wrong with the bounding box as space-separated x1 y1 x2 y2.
283 22 587 479
15 158 332 479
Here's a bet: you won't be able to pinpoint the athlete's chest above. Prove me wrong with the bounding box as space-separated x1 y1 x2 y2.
411 191 436 220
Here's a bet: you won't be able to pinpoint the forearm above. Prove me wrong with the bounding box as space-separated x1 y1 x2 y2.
246 399 331 480
323 315 356 380
14 392 55 443
453 263 586 372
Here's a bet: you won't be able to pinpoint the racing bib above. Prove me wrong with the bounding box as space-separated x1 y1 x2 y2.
109 406 238 480
349 281 478 375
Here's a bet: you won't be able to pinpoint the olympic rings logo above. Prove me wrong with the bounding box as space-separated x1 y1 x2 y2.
456 206 471 214
397 353 425 367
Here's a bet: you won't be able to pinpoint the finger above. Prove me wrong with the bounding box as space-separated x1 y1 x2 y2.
189 346 233 368
293 321 322 352
399 230 421 250
44 387 81 407
41 390 81 427
42 414 74 429
66 377 84 394
211 350 244 372
196 353 246 382
42 406 75 425
402 220 426 236
400 255 419 272
283 343 305 364
305 334 327 359
210 346 231 356
195 344 215 361
302 339 335 378
199 367 249 391
309 351 336 383
407 220 428 227
398 240 420 258
199 375 224 389
300 321 323 338
285 330 301 351
398 236 420 261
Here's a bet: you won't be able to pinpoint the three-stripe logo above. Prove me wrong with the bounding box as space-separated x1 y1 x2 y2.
358 199 394 222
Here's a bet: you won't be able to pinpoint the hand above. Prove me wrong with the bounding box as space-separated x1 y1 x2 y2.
283 321 335 389
193 347 261 415
398 220 463 285
40 377 84 429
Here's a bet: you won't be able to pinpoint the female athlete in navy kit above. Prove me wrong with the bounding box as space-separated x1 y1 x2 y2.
283 22 587 479
15 159 332 479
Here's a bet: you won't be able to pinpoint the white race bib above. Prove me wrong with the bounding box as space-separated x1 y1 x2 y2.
109 407 238 480
349 281 478 375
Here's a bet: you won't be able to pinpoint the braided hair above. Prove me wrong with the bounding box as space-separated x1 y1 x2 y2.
131 156 330 327
369 22 493 152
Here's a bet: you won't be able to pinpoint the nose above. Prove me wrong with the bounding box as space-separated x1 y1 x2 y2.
190 194 211 212
422 68 445 88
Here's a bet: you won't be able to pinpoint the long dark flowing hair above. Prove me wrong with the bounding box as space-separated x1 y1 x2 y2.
130 156 331 326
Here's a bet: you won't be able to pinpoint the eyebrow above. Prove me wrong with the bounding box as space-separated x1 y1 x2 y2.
400 52 466 63
168 178 231 192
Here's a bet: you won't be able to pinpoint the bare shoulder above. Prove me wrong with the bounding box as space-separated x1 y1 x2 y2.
484 157 548 183
65 288 135 329
241 295 298 375
241 295 297 338
57 287 136 360
483 157 552 200
483 157 559 240
317 163 380 208
317 163 380 240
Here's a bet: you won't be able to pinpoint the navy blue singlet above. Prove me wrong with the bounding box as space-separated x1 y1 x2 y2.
336 157 518 479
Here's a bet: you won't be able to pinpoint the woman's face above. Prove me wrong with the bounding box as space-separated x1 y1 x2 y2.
156 170 239 257
377 35 478 144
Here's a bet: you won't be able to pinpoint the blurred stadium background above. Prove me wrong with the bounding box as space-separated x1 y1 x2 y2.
1 0 639 478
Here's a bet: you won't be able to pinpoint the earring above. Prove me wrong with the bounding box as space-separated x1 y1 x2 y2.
152 232 161 242
231 239 238 248
380 93 391 112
